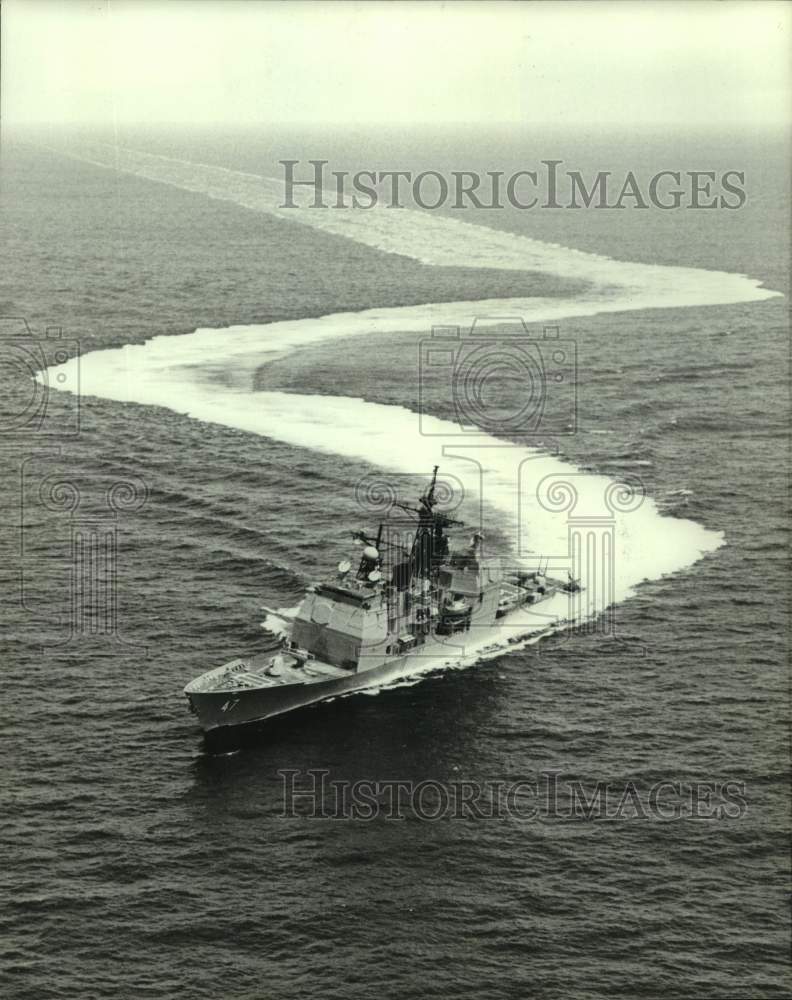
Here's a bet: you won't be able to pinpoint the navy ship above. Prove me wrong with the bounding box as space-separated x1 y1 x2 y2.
184 468 578 742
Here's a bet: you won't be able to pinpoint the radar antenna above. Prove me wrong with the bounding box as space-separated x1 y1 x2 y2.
423 464 440 508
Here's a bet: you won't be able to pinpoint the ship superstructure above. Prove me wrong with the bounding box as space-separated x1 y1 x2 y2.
184 467 577 740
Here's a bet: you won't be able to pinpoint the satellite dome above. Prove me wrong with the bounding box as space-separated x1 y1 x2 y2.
362 546 379 560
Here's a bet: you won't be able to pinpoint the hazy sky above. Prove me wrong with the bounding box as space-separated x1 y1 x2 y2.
2 0 789 127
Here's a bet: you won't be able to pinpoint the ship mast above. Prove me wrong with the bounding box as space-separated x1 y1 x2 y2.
393 466 462 580
346 467 462 590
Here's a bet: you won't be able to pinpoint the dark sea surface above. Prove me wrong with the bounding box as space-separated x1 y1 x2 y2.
0 126 789 1000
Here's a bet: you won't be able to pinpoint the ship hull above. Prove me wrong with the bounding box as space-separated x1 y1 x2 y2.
181 466 582 744
186 610 563 743
187 654 412 736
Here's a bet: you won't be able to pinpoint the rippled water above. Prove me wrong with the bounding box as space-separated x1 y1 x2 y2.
0 127 789 999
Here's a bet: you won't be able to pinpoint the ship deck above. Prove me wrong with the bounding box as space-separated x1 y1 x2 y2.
184 651 349 694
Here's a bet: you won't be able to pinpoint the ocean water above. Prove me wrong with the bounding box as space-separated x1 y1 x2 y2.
0 126 789 1000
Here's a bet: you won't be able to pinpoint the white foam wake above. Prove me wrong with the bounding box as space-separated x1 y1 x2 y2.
44 337 723 632
49 141 780 313
40 139 776 647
